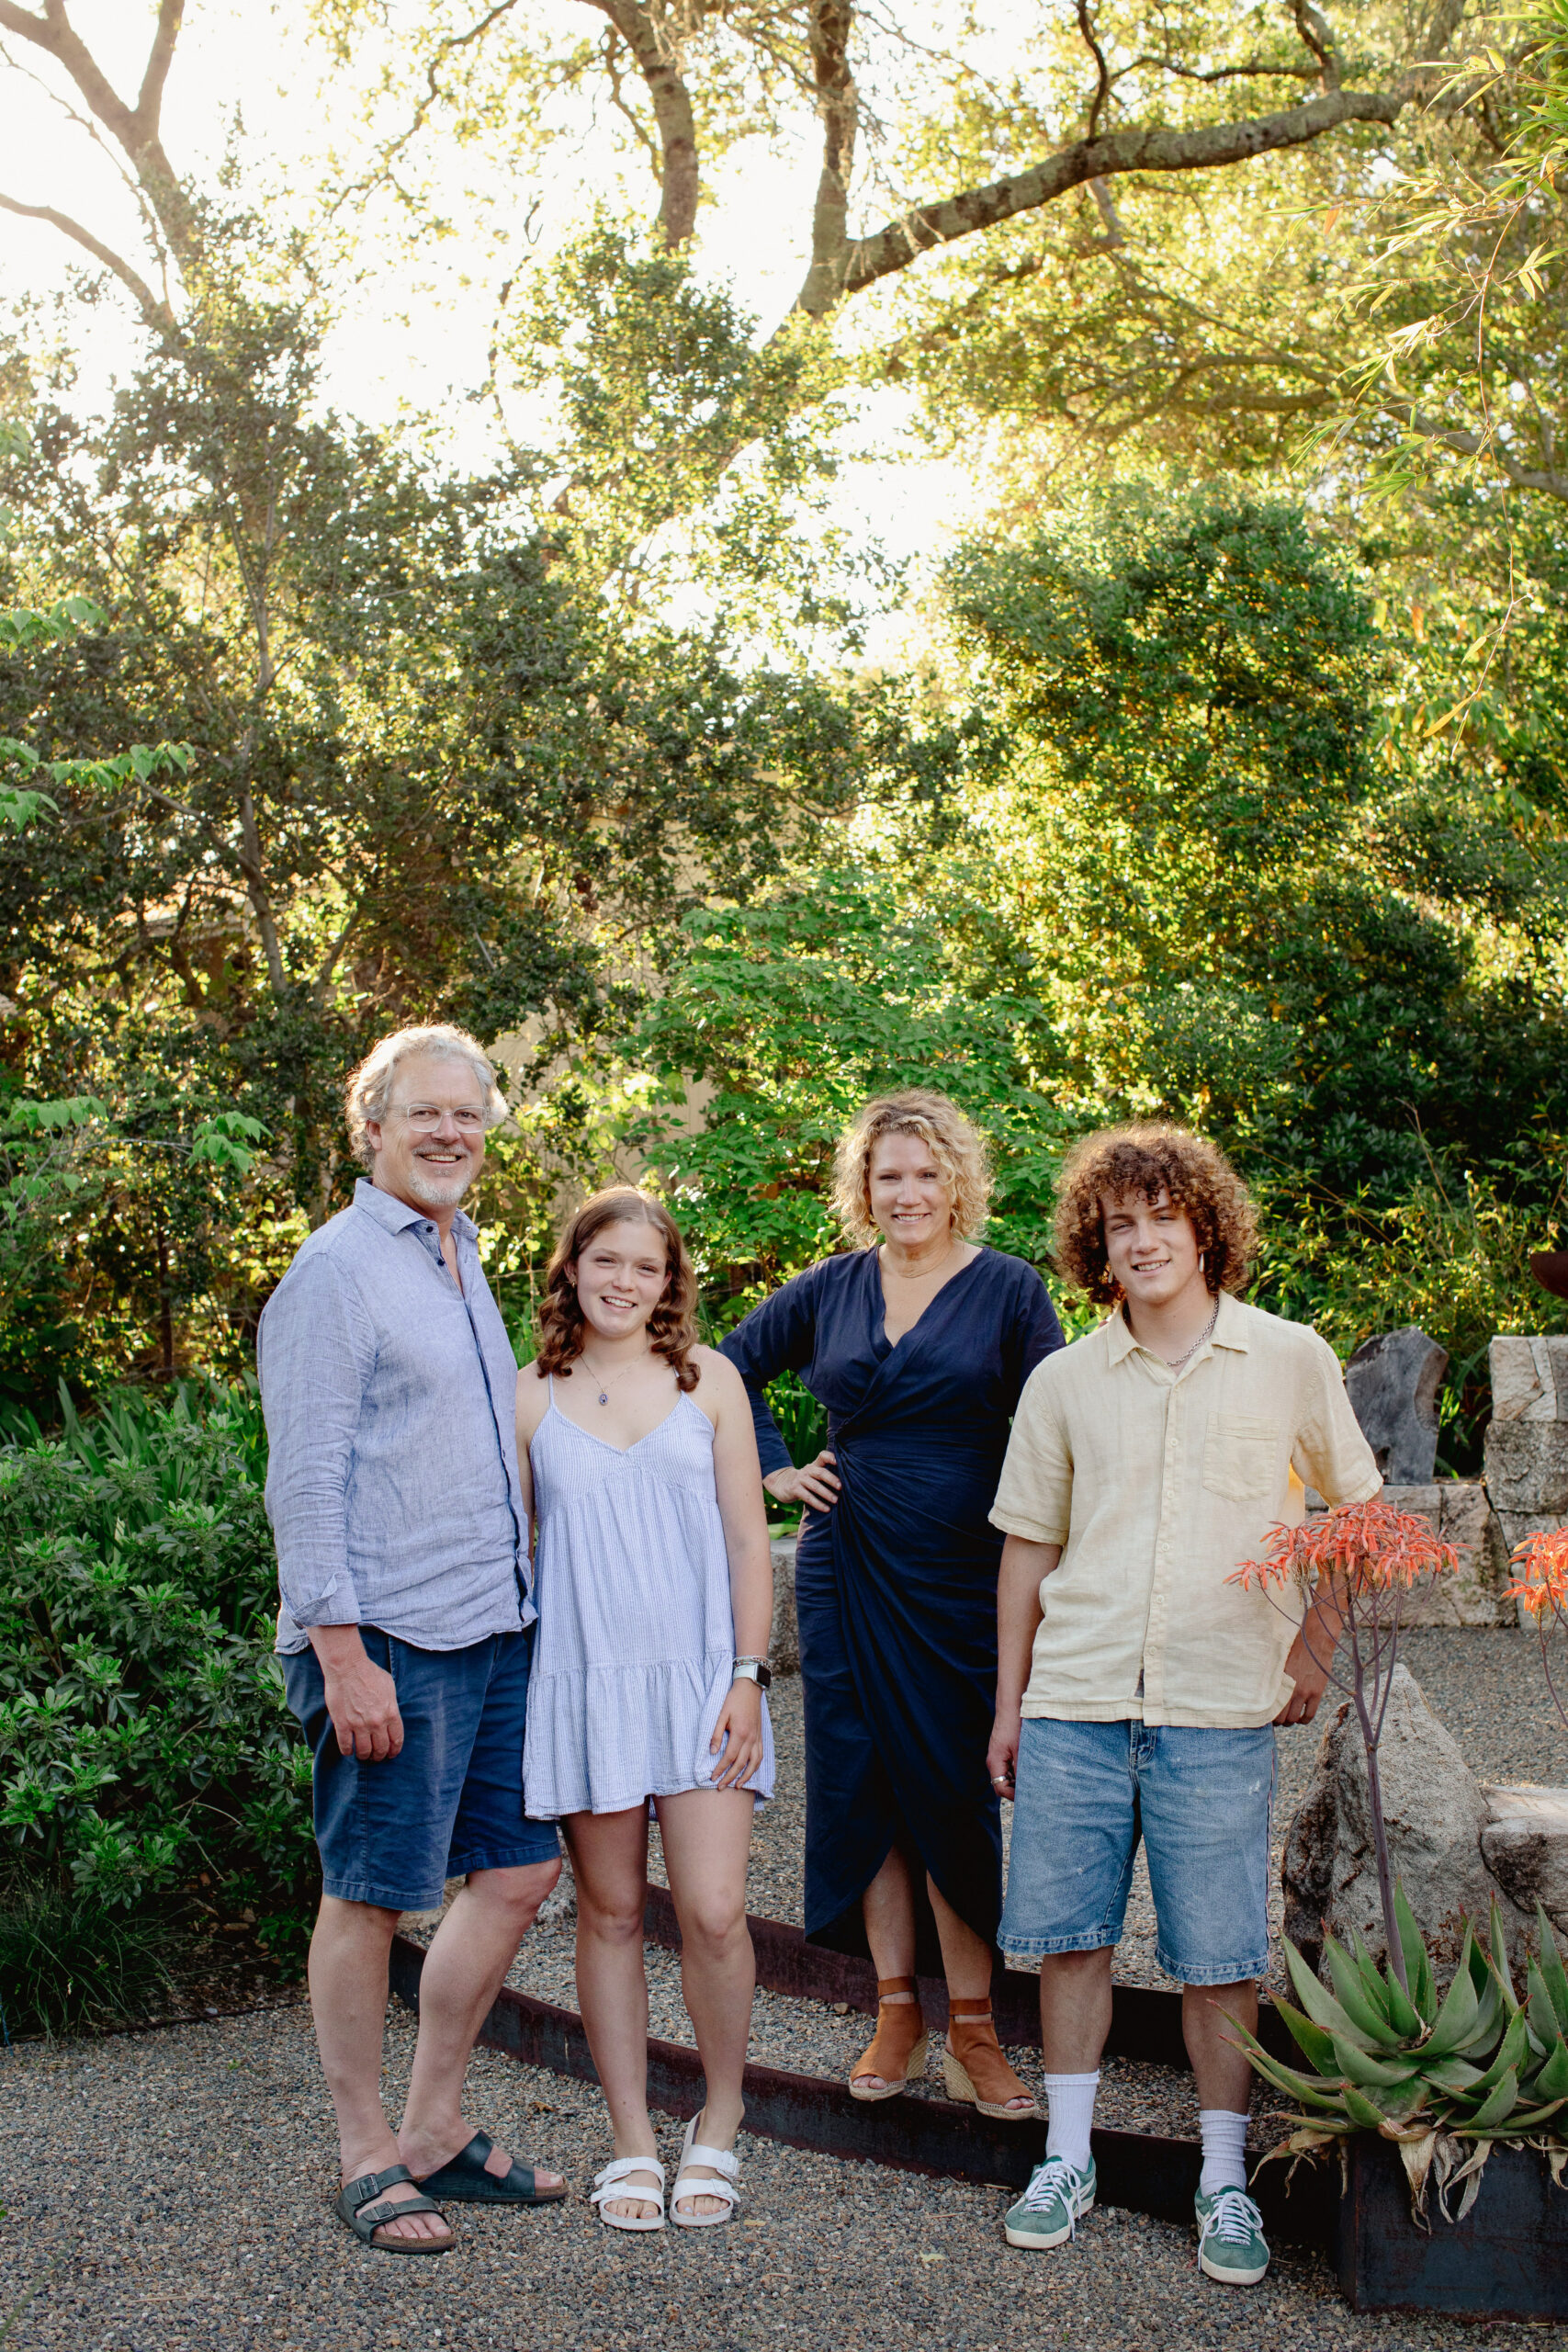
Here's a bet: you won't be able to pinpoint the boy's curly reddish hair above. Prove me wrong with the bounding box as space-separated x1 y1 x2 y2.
1054 1124 1258 1306
536 1187 700 1391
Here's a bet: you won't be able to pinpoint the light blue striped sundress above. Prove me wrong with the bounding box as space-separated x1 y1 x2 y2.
522 1381 775 1818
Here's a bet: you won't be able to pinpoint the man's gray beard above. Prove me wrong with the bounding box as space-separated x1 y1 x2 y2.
402 1159 477 1209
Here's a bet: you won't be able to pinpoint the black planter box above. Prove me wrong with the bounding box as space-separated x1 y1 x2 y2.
1338 2133 1568 2318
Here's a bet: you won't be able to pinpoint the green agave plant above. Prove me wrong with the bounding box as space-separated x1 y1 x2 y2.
1235 1886 1568 2213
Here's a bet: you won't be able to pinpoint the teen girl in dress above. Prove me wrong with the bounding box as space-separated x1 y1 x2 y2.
517 1187 774 2231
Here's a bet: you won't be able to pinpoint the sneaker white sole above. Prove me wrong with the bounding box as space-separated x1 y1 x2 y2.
1199 2246 1269 2286
1003 2194 1093 2250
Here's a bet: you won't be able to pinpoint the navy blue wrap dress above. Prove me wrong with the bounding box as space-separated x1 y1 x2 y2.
721 1247 1063 1963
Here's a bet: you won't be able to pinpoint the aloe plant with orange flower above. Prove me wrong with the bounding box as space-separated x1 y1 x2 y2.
1221 1500 1568 2196
1227 1498 1460 1988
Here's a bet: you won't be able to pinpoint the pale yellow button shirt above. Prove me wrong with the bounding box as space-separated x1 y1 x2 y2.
988 1290 1382 1729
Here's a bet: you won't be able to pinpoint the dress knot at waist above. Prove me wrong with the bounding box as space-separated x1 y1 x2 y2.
826 1422 1007 1464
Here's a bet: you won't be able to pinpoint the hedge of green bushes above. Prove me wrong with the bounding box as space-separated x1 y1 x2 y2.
0 1385 316 2033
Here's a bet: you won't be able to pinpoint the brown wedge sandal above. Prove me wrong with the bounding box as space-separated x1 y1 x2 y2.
850 1976 930 2102
942 1997 1041 2120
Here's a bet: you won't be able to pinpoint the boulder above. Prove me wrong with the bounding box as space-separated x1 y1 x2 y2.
1378 1481 1512 1627
1479 1785 1568 1934
1281 1664 1525 1973
1345 1328 1449 1483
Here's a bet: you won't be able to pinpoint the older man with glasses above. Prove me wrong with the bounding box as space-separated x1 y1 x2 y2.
258 1022 565 2256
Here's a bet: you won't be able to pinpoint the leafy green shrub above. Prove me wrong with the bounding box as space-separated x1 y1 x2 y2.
0 1383 314 2031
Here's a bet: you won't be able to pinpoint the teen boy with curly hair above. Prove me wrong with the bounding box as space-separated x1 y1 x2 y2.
987 1125 1379 2284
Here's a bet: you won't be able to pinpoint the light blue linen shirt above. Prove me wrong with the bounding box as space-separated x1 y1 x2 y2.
258 1178 532 1655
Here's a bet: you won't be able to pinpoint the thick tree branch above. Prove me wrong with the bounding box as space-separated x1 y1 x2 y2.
0 0 198 275
0 189 173 328
584 0 698 246
796 85 1416 316
1377 396 1568 499
797 0 858 320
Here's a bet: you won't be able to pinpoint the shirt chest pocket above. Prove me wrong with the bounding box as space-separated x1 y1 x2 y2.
1201 1412 1280 1503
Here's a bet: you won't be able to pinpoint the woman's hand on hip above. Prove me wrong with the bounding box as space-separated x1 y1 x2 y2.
762 1450 840 1514
986 1706 1022 1802
710 1679 766 1789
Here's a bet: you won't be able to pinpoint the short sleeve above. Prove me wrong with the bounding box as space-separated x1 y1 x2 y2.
1002 1261 1066 1409
720 1262 826 1478
1292 1331 1382 1508
989 1360 1075 1544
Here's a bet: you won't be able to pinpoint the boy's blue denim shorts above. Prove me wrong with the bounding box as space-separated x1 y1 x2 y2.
1000 1716 1276 1985
284 1626 560 1912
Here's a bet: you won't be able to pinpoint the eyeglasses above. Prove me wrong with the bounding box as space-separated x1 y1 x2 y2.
395 1105 489 1132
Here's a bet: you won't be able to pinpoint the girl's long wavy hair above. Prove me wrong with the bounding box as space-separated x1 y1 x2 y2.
535 1188 701 1391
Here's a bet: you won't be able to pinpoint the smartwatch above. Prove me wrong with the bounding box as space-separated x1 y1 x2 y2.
732 1656 773 1690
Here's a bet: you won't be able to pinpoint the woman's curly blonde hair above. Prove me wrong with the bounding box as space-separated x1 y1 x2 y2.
831 1090 992 1248
1054 1124 1258 1306
536 1188 701 1391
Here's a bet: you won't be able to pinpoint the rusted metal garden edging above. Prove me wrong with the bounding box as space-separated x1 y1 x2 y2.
639 1885 1299 2066
386 1933 1335 2249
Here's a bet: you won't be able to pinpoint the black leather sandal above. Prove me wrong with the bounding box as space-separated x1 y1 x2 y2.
335 2165 455 2255
412 2129 568 2204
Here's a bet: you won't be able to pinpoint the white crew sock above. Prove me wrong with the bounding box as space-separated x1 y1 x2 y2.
1198 2108 1250 2197
1042 2071 1100 2170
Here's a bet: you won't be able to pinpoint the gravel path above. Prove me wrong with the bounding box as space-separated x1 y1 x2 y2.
5 1626 1562 2348
0 2002 1555 2352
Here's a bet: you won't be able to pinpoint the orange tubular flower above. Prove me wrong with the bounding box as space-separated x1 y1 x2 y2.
1228 1498 1460 1597
1506 1528 1568 1619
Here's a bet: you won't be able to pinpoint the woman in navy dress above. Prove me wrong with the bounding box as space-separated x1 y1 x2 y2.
721 1090 1063 2119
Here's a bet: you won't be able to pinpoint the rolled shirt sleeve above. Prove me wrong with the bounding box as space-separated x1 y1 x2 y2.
259 1255 375 1629
1293 1329 1383 1508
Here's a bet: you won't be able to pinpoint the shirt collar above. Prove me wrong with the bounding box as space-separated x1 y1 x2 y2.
1103 1287 1250 1365
352 1176 477 1249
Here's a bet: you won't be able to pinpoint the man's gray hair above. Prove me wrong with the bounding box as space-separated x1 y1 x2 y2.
345 1023 507 1167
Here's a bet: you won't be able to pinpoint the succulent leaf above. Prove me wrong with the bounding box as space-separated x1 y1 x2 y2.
1420 2054 1486 2092
1529 1958 1562 2051
1270 1996 1338 2076
1325 1936 1406 2049
1535 1905 1568 2033
1529 2034 1568 2103
1463 2066 1520 2129
1463 2007 1529 2098
1422 1931 1483 2059
1332 2035 1421 2090
1282 1939 1385 2053
1381 1969 1423 2041
1342 2084 1390 2131
1489 1898 1519 2006
1393 1882 1435 2022
1348 1928 1396 2021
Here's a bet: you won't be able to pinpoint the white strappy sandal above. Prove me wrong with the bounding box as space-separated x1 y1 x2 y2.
670 2114 741 2229
589 2154 667 2232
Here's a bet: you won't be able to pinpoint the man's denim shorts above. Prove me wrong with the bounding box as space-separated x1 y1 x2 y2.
284 1627 560 1913
1000 1716 1276 1985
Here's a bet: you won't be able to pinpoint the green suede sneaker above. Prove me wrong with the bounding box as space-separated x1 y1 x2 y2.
1002 2154 1096 2249
1195 2186 1270 2284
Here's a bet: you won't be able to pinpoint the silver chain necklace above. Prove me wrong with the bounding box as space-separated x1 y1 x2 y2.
579 1347 650 1408
1161 1298 1219 1374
